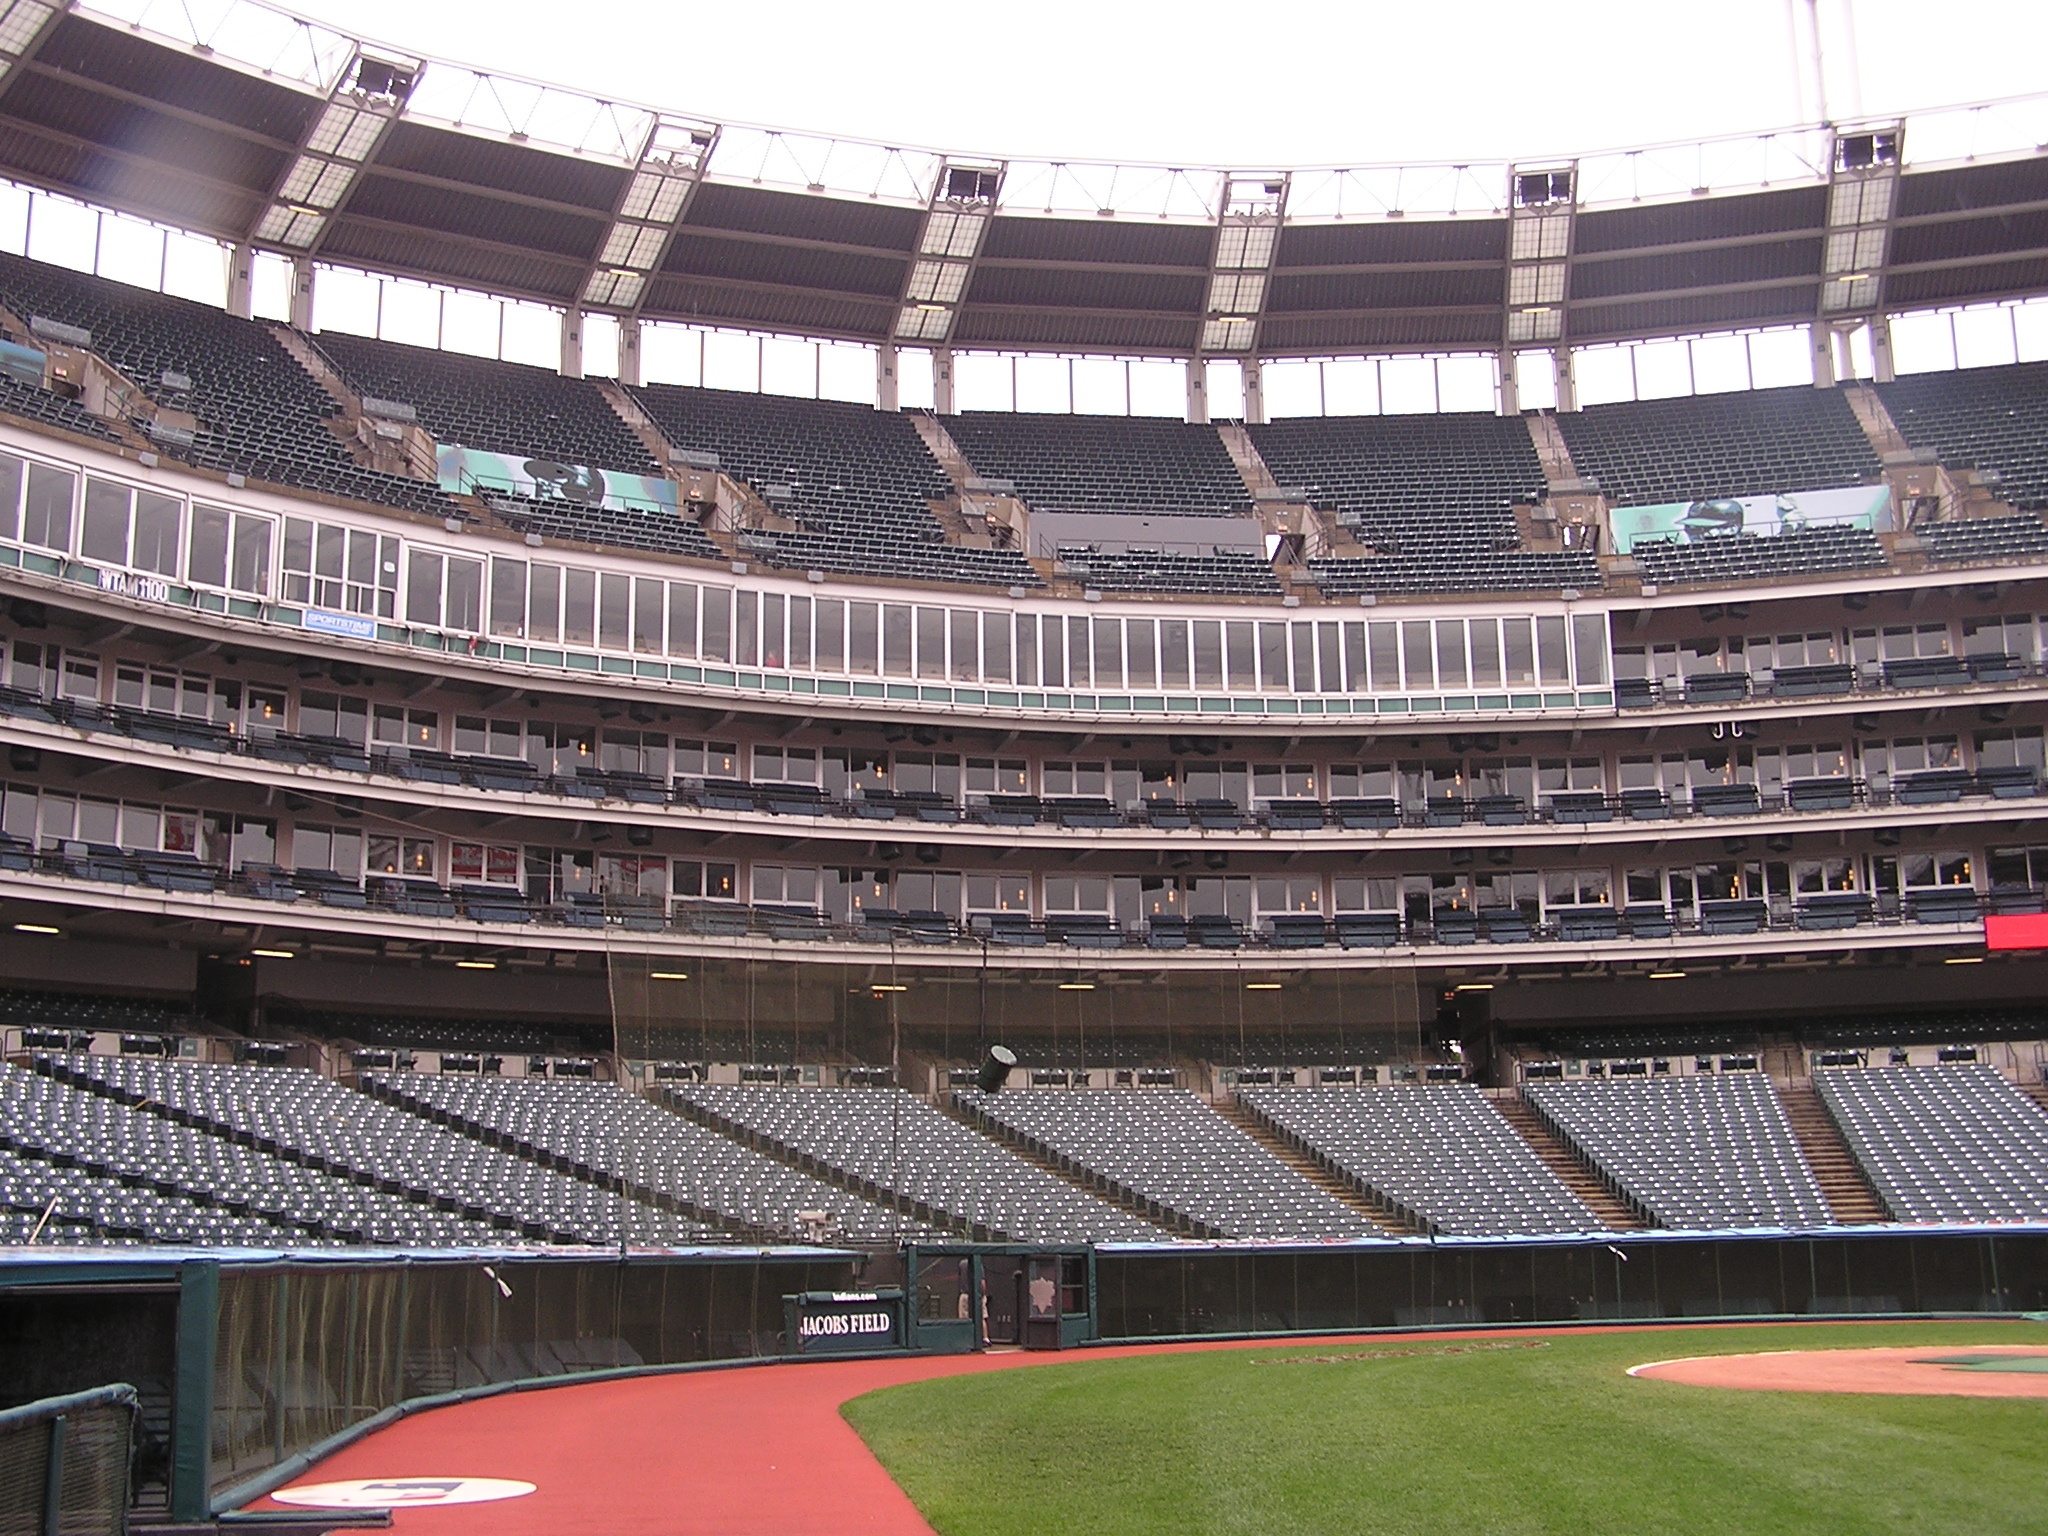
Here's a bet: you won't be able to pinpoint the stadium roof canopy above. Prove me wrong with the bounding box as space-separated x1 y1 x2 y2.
0 0 2044 359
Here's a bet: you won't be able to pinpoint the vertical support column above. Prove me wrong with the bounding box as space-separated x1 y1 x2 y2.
1810 323 1836 387
170 1259 219 1521
1187 357 1210 425
226 244 255 321
617 317 642 388
561 305 585 380
1497 349 1520 416
1552 345 1578 413
1241 358 1266 425
932 348 955 415
287 257 314 331
1870 313 1896 383
877 343 900 412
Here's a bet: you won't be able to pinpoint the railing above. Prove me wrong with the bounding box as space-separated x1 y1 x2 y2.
0 1384 136 1536
1614 652 2036 709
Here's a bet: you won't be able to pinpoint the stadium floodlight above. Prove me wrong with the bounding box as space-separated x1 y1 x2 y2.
892 162 1004 351
1817 122 1903 323
579 117 718 312
0 0 60 88
247 49 419 260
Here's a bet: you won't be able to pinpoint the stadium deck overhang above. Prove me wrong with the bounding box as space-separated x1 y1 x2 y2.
0 3 2042 362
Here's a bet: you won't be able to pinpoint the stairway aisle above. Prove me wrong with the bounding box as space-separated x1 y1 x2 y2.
1491 1093 1649 1230
1775 1081 1891 1224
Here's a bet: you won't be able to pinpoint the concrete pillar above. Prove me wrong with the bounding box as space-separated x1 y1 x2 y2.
1241 357 1266 425
1870 313 1896 383
877 343 899 412
1187 357 1210 425
561 305 585 380
617 317 641 387
1498 349 1520 416
226 244 254 321
288 257 314 331
1810 322 1836 388
1552 345 1577 413
933 347 954 415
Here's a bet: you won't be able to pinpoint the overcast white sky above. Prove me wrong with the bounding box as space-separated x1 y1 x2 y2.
285 0 2048 169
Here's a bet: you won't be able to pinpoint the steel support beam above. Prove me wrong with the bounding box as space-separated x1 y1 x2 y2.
891 161 1005 371
1195 174 1287 421
1504 161 1577 413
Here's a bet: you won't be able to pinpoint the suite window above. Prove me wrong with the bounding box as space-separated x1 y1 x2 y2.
883 604 913 676
635 578 666 654
1502 618 1536 686
1013 614 1038 686
1256 621 1287 692
895 751 961 799
1254 876 1321 916
1402 621 1434 692
454 714 524 760
753 745 817 784
1044 875 1111 913
734 590 757 666
80 479 181 576
1193 620 1224 690
981 611 1009 682
1040 617 1065 688
896 869 962 916
1253 763 1315 801
563 568 596 646
1042 761 1106 797
816 598 846 671
675 739 740 780
965 757 1027 797
367 834 436 879
1470 619 1502 687
787 595 811 669
299 690 369 743
188 507 271 595
1093 617 1123 690
965 873 1030 913
848 601 878 675
1367 621 1399 691
701 586 732 663
293 823 364 879
1160 619 1191 689
15 460 74 552
666 581 697 657
916 605 945 679
1126 620 1157 689
526 562 561 642
763 591 788 668
490 558 528 638
751 863 819 907
1226 621 1257 690
1434 620 1468 690
950 608 977 681
597 572 631 651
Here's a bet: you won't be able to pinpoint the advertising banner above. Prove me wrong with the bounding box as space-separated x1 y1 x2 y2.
436 445 679 515
1610 483 1892 554
784 1290 905 1355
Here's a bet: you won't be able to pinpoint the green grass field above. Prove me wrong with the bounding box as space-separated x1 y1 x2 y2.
843 1321 2048 1536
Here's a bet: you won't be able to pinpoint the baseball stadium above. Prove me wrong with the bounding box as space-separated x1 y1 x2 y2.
0 1 2046 1531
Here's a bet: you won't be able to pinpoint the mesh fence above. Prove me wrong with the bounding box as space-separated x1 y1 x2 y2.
0 1386 134 1536
208 1253 853 1500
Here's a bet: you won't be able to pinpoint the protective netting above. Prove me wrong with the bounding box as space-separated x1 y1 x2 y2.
208 1253 854 1500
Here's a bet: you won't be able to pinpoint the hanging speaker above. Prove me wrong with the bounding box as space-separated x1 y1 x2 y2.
977 1045 1018 1094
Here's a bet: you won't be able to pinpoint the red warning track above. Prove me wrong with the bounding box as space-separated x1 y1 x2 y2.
247 1323 1988 1535
249 1335 1503 1536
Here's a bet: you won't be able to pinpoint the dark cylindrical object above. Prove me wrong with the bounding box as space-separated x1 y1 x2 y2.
977 1045 1018 1094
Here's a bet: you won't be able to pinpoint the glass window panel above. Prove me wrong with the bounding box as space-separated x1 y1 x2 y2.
981 610 1009 682
849 601 878 674
22 463 73 551
561 568 596 646
599 572 631 650
633 577 664 653
405 550 442 625
949 607 976 681
1503 618 1536 685
1225 621 1256 690
1434 620 1468 689
883 604 913 676
131 492 180 576
444 557 482 632
1093 617 1122 689
917 605 946 679
1402 620 1434 691
1067 616 1090 689
489 558 527 637
702 586 732 662
1127 619 1156 689
1537 615 1571 685
817 597 845 671
1041 615 1065 687
1160 619 1189 689
0 452 19 541
1257 621 1287 692
80 479 129 564
188 506 228 587
230 515 270 595
788 595 811 669
735 589 758 666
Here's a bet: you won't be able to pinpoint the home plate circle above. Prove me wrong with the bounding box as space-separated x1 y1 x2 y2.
271 1477 537 1508
1629 1345 2048 1398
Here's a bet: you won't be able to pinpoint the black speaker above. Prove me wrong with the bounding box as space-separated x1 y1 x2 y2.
977 1045 1018 1094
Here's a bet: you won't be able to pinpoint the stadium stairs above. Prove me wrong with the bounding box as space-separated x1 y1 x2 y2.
1774 1081 1892 1223
1490 1094 1649 1230
1211 1097 1410 1236
2022 1084 2048 1116
944 1094 1221 1238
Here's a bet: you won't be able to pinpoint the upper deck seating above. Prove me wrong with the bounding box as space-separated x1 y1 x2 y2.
944 411 1252 517
0 251 458 519
1879 360 2048 511
1556 384 1883 509
317 332 661 476
1248 411 1545 553
1057 544 1280 596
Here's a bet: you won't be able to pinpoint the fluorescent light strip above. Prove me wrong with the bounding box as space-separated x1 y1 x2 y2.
13 922 58 935
251 947 295 959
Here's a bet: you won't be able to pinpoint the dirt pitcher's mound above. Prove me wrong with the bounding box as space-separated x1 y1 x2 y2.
1630 1345 2048 1398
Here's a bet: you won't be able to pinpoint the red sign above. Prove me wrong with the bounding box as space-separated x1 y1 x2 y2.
1984 913 2048 951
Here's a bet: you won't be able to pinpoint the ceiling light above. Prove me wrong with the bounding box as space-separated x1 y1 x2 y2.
1454 982 1494 992
650 970 689 980
251 947 295 959
1057 982 1095 991
12 922 58 935
456 959 496 970
1648 969 1686 980
1944 955 1984 965
871 983 907 993
1244 982 1282 991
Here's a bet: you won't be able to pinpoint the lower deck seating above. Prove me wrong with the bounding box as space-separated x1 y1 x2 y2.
956 1087 1375 1240
1239 1084 1604 1236
1524 1073 1832 1229
1813 1064 2048 1222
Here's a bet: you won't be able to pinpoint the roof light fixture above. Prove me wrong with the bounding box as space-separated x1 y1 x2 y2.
582 116 718 309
